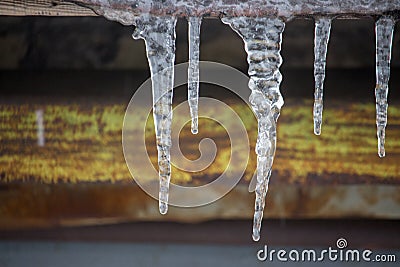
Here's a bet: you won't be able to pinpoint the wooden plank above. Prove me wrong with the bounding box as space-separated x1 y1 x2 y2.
0 0 97 16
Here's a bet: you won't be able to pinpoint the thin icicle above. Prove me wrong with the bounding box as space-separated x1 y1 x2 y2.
375 16 395 157
222 16 285 242
188 16 202 134
313 17 331 135
132 15 177 214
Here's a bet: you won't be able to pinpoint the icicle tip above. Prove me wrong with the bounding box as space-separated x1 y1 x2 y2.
191 118 198 134
159 201 168 215
252 230 260 242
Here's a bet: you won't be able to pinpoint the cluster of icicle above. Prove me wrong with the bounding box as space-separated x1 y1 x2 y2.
129 13 396 241
132 14 202 214
313 16 396 158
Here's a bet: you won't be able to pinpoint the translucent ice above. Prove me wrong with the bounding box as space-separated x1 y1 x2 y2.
375 16 395 157
222 16 285 242
313 17 331 135
187 16 202 134
132 15 177 214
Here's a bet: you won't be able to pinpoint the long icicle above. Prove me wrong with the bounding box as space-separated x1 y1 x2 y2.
375 16 395 157
188 16 202 134
313 17 332 135
132 15 177 214
222 16 285 242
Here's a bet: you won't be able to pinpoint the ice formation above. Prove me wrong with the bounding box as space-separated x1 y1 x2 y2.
375 16 395 158
187 16 202 134
132 15 177 214
221 16 285 241
313 17 332 135
93 0 398 241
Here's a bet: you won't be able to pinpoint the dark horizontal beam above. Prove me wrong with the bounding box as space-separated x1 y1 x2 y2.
1 219 400 248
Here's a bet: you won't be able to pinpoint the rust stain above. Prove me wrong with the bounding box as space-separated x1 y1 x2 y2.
0 183 399 229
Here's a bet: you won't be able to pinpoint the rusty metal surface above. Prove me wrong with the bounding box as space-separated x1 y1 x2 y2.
1 73 400 228
0 183 399 230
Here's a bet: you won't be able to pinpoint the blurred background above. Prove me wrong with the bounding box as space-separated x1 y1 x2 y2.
0 14 400 267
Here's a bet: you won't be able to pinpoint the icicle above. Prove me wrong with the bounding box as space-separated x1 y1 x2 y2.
375 16 395 157
313 17 331 135
132 15 177 214
187 16 202 134
222 16 285 242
